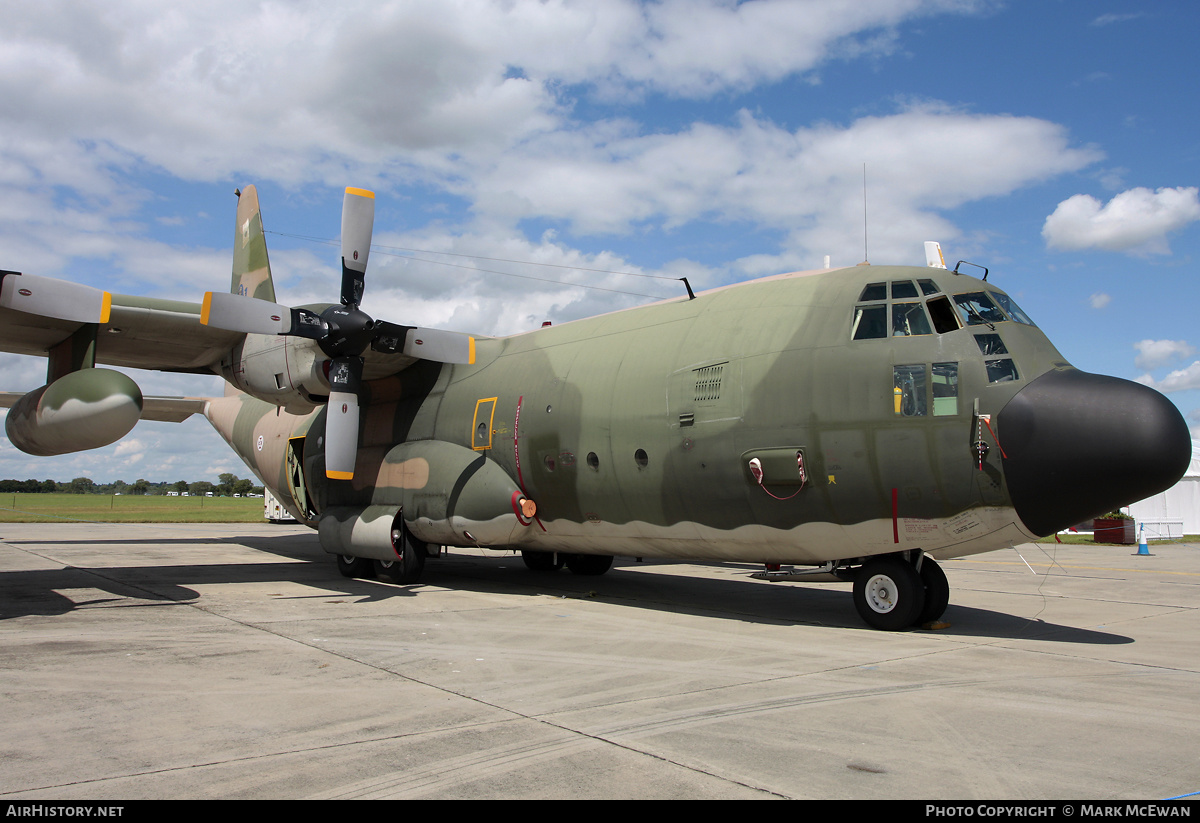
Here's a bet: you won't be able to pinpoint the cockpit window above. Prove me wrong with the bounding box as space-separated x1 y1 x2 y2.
953 292 1007 326
991 292 1036 326
974 334 1008 356
892 302 933 336
918 279 940 296
852 304 887 339
860 282 887 302
985 359 1020 383
890 280 919 299
926 295 960 334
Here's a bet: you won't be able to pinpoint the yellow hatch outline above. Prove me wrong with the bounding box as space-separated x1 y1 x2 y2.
472 397 499 451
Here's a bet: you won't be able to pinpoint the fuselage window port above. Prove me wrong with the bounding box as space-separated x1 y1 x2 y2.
925 295 960 334
634 448 649 468
932 362 959 416
892 302 933 336
852 304 887 339
587 452 600 471
893 365 927 417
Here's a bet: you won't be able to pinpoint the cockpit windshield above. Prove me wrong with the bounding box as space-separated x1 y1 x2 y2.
953 292 1007 326
990 292 1036 326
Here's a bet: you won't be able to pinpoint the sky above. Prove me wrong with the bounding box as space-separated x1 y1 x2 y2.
1 0 1198 485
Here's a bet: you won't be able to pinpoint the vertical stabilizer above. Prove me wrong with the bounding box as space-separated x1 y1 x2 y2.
231 185 277 302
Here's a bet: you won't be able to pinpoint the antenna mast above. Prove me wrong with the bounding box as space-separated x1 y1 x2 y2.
862 163 869 265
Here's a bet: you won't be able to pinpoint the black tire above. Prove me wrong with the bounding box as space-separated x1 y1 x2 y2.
565 553 614 576
852 555 925 631
915 556 950 625
336 554 374 579
374 521 427 584
521 550 564 571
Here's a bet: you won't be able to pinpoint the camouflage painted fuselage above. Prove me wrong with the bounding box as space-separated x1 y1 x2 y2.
207 263 1096 566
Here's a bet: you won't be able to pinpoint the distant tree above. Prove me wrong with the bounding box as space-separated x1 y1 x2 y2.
217 473 239 496
174 480 189 494
233 478 253 497
132 479 150 495
189 481 214 497
68 477 95 494
41 479 56 493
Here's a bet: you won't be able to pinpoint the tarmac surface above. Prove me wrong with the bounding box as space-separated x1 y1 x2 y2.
1 521 1198 800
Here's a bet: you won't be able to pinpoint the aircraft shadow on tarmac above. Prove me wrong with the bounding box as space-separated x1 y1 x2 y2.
0 532 1132 646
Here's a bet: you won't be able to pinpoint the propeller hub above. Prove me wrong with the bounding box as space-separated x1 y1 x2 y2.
319 305 376 357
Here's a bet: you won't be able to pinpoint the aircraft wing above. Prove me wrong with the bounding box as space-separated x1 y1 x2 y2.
0 294 242 374
0 290 457 384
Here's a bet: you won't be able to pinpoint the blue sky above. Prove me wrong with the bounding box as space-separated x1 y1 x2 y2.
1 0 1198 484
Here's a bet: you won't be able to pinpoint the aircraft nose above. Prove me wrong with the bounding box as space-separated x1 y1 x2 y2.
999 369 1191 536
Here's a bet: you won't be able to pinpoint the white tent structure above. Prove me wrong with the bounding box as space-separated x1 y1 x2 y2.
1127 439 1200 538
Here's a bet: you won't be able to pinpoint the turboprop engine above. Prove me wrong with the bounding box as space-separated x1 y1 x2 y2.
219 331 331 415
5 368 142 456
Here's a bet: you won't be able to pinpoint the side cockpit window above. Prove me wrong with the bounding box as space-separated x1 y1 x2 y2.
974 334 1020 383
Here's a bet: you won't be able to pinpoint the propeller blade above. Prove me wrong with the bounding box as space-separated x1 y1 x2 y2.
368 320 413 355
0 271 112 324
340 187 374 307
324 357 363 480
401 327 476 364
200 292 325 338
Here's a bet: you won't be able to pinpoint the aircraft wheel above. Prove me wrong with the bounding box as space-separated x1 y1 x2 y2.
565 553 614 576
853 555 925 631
915 556 950 625
374 524 427 584
336 554 374 579
522 550 564 571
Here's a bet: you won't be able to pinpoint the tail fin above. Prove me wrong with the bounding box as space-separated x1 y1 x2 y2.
231 185 277 302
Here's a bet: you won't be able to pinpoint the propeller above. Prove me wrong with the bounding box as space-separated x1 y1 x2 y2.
0 271 112 324
201 187 476 480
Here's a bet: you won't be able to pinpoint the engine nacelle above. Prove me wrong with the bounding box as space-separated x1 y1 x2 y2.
5 368 142 456
220 332 329 414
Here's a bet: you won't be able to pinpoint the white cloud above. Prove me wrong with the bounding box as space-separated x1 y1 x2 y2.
1137 361 1200 394
1134 339 1196 371
1089 293 1111 309
1042 187 1200 254
0 0 992 188
468 103 1098 269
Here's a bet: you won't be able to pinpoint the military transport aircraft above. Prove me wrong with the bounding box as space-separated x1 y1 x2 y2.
0 186 1190 630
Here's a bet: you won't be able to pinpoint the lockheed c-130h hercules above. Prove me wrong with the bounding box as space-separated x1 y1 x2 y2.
0 185 1190 630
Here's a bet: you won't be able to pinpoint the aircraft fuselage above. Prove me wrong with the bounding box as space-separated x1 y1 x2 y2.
206 263 1187 572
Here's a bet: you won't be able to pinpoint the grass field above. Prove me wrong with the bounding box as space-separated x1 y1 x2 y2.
0 493 267 523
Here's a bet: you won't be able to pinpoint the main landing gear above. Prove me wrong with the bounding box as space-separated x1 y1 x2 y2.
335 521 429 585
852 553 948 631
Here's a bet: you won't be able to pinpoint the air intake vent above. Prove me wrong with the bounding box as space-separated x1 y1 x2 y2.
694 363 725 402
